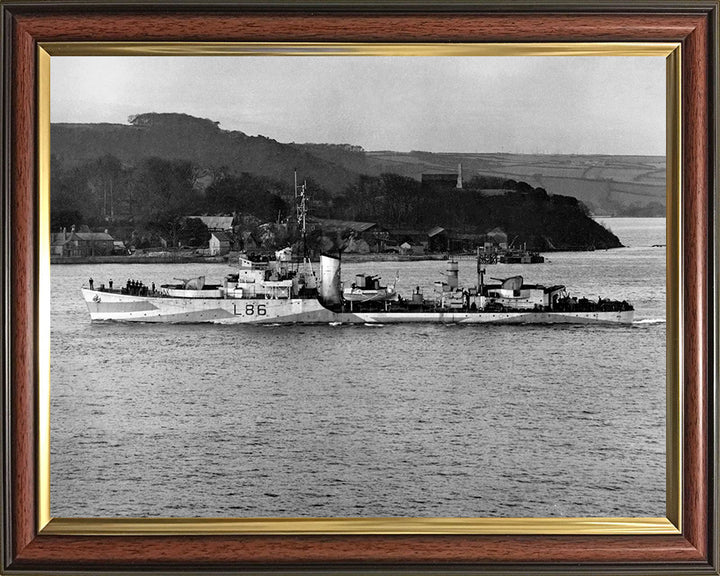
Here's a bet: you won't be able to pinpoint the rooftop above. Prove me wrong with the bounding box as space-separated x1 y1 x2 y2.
211 230 232 243
310 218 377 233
188 215 234 230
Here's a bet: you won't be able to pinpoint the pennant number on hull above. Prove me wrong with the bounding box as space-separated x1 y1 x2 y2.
232 303 268 316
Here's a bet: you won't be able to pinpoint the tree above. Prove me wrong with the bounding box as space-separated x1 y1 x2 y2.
85 155 124 221
147 212 185 248
51 209 84 231
121 157 195 224
466 175 506 190
204 173 288 222
340 175 384 221
380 173 421 228
178 217 211 247
51 155 100 224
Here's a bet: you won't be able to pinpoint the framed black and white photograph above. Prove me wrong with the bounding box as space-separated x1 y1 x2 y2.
1 2 717 575
47 46 670 522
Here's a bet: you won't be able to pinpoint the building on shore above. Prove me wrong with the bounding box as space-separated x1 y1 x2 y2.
484 227 509 250
309 218 389 253
427 226 487 253
387 228 428 254
51 226 115 257
209 231 231 256
399 241 425 256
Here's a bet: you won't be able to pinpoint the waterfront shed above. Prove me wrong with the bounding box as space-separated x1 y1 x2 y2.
209 231 231 255
309 218 388 252
399 241 425 256
344 236 371 254
427 226 449 252
485 227 509 250
388 229 427 250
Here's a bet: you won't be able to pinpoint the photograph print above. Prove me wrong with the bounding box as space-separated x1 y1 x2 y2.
49 53 667 519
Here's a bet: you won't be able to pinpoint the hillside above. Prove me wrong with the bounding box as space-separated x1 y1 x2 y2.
51 113 665 216
51 113 359 193
364 151 666 217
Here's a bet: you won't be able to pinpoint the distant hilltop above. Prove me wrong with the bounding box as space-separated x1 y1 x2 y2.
51 112 665 217
367 151 665 217
51 112 360 193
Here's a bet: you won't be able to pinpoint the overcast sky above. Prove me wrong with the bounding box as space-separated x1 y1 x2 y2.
51 56 666 155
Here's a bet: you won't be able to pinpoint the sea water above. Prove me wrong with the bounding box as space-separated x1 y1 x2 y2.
49 217 666 518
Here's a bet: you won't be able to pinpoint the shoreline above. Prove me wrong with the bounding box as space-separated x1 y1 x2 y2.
50 253 453 265
50 247 620 266
51 254 230 265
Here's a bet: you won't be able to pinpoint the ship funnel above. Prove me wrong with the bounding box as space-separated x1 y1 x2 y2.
319 254 342 308
445 260 459 290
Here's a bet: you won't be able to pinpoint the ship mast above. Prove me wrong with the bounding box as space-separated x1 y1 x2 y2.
294 170 308 258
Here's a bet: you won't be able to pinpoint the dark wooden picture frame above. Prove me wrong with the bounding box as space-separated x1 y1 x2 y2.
1 1 717 574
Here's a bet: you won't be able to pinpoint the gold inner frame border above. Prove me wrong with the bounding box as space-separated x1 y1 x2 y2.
36 41 682 536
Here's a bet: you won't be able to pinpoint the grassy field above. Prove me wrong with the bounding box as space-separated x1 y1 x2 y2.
367 152 665 216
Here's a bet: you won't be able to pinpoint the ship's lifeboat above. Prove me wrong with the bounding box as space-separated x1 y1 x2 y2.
343 286 399 303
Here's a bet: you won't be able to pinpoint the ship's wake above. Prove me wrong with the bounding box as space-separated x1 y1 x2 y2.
634 318 666 325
